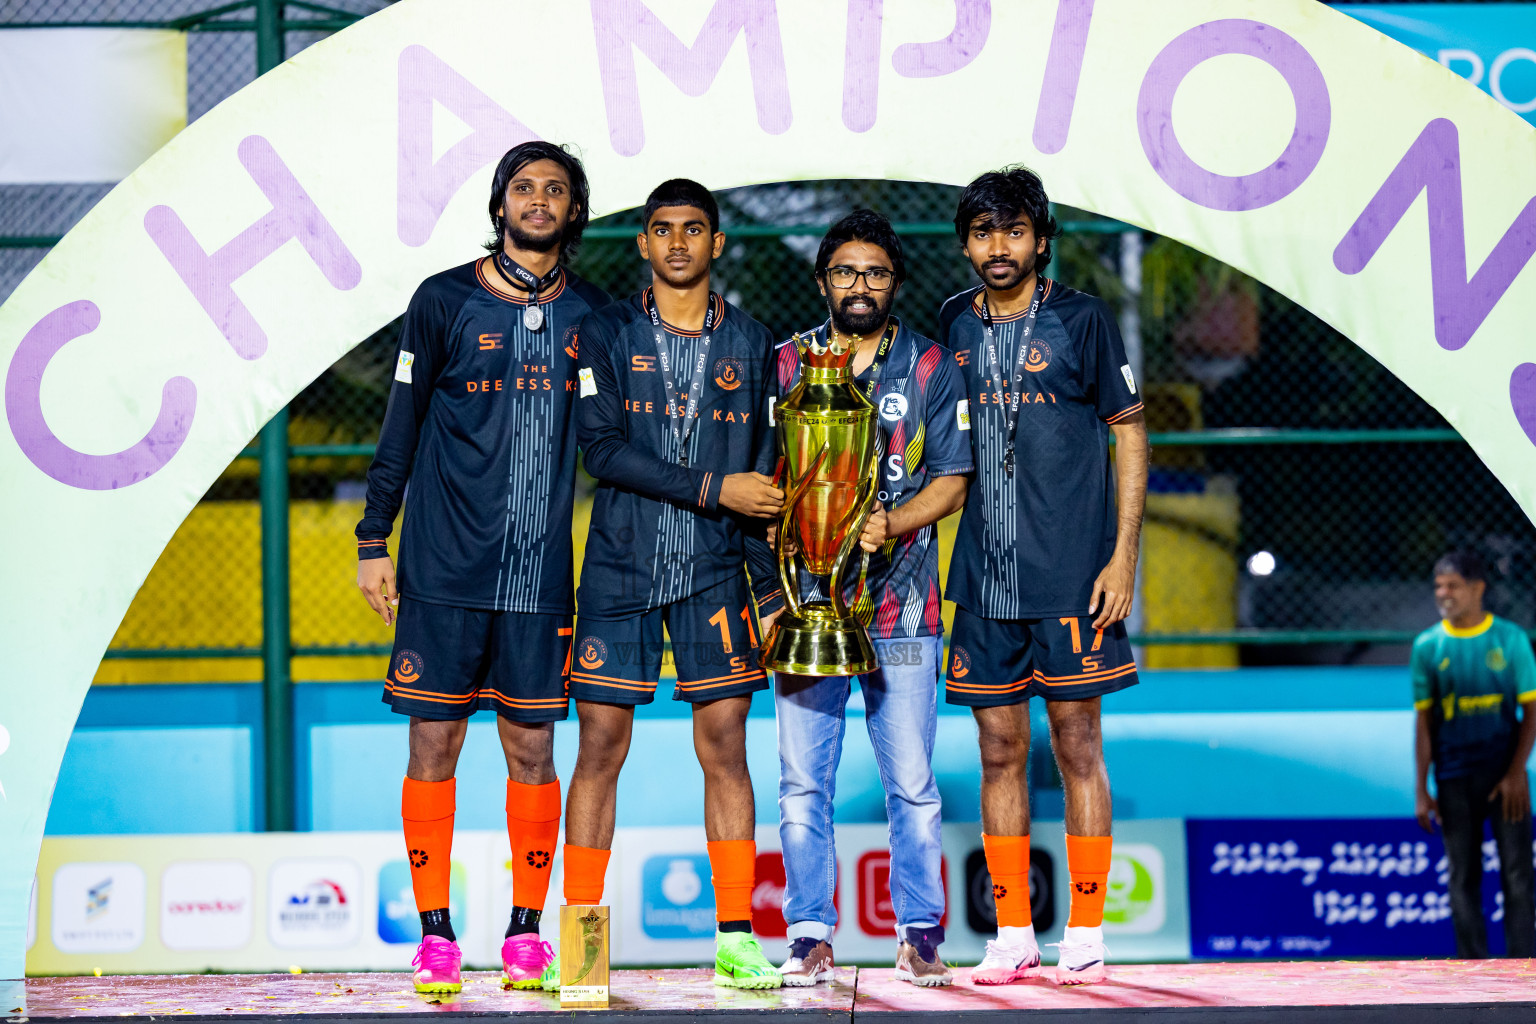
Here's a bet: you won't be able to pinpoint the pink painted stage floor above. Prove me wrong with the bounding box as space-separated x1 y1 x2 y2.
19 960 1536 1021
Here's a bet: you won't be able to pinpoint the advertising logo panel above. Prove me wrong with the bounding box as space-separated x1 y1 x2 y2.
964 847 1055 934
377 859 468 944
640 854 714 940
1186 818 1502 958
160 860 253 951
268 858 361 949
52 862 145 953
1104 843 1166 934
856 850 946 937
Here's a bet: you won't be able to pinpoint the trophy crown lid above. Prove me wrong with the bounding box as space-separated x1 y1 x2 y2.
795 329 859 370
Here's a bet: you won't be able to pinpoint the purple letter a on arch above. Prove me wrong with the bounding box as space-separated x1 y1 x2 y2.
398 45 539 247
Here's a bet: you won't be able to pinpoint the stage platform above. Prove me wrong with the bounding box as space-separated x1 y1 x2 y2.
15 960 1536 1023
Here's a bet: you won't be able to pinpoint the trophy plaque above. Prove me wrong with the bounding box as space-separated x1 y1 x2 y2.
763 331 881 676
558 904 609 1008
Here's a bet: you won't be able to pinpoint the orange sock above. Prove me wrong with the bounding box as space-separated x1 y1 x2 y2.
982 834 1032 928
506 779 561 912
563 844 611 905
707 839 756 924
402 777 455 913
1066 834 1113 928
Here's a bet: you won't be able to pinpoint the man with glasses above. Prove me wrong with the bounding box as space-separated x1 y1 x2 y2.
772 210 973 987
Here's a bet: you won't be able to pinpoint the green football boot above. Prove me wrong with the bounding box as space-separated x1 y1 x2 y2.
714 930 783 989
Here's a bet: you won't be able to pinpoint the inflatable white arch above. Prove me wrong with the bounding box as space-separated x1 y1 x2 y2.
4 0 1536 983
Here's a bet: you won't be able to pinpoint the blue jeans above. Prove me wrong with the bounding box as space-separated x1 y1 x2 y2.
775 634 945 942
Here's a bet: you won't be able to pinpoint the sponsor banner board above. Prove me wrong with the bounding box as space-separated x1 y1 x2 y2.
1186 818 1526 958
29 822 1187 973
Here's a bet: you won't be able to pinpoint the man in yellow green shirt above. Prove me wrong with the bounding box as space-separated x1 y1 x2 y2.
1412 550 1536 958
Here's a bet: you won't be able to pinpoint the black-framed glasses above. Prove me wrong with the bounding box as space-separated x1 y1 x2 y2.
825 265 895 291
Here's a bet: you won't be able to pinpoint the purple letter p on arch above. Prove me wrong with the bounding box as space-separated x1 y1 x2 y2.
5 301 196 490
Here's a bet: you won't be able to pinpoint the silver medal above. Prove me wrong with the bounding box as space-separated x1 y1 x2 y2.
523 303 544 331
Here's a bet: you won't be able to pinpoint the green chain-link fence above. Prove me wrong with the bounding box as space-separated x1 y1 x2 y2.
5 0 1531 684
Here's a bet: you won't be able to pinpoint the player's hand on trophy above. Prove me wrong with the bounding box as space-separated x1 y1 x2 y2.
358 556 400 626
859 504 888 552
766 521 797 556
721 472 784 517
1089 553 1135 628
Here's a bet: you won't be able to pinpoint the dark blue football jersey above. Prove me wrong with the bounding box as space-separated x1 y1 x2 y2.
774 320 973 639
575 289 782 619
356 259 611 614
939 281 1142 619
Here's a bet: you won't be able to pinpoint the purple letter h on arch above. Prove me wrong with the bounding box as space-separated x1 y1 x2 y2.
144 135 362 361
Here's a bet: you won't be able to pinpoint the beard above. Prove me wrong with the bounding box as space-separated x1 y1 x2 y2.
975 250 1037 291
505 217 563 255
829 291 893 337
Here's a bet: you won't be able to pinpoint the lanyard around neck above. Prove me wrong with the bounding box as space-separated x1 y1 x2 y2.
644 288 718 468
979 277 1047 477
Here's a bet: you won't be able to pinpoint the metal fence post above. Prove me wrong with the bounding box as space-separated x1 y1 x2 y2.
255 0 294 833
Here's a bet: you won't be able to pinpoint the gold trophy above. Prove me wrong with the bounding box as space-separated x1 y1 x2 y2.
764 331 881 676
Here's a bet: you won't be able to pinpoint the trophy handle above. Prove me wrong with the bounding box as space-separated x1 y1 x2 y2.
824 442 882 620
773 442 831 620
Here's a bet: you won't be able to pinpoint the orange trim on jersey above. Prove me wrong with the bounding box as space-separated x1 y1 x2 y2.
676 668 767 689
557 627 574 636
1104 402 1144 425
385 683 482 704
1033 663 1138 687
968 279 1055 322
697 472 713 507
358 540 387 546
484 692 569 708
569 673 658 692
640 288 726 337
475 259 568 306
945 677 1033 694
676 674 767 692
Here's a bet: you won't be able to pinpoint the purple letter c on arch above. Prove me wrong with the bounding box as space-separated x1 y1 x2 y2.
5 301 196 490
1138 19 1330 212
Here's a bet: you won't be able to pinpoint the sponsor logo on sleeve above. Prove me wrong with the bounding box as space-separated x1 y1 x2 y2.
768 397 776 426
1121 364 1137 394
956 399 971 431
579 367 597 397
395 350 415 384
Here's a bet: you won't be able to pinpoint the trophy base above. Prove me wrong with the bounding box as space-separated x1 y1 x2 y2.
765 601 878 676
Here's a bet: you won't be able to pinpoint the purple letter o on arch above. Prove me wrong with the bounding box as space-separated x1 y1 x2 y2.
1138 19 1331 212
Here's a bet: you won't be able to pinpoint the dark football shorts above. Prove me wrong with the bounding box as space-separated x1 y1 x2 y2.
568 574 769 705
382 598 572 723
944 605 1139 707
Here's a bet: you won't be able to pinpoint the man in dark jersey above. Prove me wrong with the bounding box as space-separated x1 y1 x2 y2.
563 179 785 989
355 142 611 994
938 167 1148 986
772 210 971 988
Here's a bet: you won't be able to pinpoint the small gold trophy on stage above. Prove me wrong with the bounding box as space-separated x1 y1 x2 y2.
558 904 609 1008
763 331 881 676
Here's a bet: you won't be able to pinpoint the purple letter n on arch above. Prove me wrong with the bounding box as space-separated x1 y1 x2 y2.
1138 19 1330 212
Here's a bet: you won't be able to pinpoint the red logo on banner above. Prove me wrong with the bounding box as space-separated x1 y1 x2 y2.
857 850 947 936
751 851 839 938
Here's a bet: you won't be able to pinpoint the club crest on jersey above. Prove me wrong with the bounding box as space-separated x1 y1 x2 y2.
949 646 972 679
1024 340 1052 372
393 649 425 684
577 636 608 670
564 326 580 360
879 393 908 422
713 357 744 391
